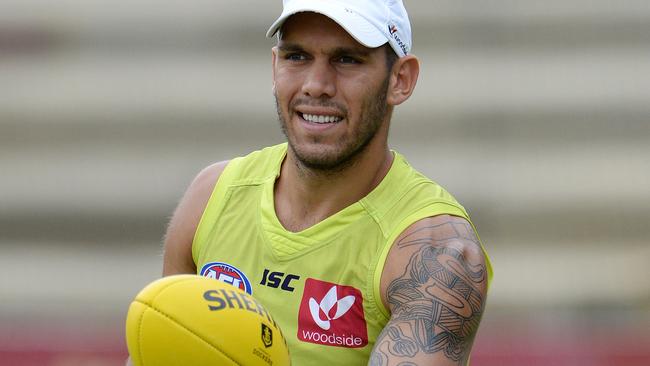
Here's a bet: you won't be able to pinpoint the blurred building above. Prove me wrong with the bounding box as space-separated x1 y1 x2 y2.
1 0 649 365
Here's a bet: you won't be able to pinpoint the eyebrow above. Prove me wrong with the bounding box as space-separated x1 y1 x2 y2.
278 42 372 58
277 42 306 53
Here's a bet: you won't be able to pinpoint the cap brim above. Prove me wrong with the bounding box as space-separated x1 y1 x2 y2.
266 2 387 49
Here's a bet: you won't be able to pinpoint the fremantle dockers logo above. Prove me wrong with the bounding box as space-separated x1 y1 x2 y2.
261 323 273 348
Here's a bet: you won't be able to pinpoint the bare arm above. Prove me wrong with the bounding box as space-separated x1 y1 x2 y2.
369 215 489 366
162 160 229 275
126 161 229 366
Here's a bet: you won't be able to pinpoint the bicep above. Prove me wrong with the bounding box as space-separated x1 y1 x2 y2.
162 161 229 276
370 215 489 366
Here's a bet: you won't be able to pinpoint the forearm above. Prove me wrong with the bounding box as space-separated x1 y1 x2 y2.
369 319 472 366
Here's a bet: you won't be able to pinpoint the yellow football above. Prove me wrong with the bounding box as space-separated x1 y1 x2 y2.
126 274 291 366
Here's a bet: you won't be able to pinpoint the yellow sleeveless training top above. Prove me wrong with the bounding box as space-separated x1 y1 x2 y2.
193 143 492 365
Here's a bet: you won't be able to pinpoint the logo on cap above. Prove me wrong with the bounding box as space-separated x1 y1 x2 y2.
297 278 368 348
388 23 408 55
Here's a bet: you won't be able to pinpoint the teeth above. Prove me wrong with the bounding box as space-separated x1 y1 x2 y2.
302 114 342 124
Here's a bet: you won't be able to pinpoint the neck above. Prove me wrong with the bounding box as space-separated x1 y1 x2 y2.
274 141 393 232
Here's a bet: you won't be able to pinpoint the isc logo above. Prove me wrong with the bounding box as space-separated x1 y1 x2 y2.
259 269 300 292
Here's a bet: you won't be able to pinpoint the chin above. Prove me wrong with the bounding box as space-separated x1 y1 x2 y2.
289 140 364 172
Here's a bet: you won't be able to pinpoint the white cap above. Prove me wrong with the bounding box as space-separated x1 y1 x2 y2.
266 0 412 57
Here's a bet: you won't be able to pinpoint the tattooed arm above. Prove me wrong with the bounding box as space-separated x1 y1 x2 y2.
369 215 489 366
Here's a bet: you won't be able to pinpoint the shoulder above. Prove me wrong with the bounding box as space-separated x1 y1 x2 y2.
230 143 288 182
179 143 287 220
179 160 232 213
372 214 489 364
161 160 230 275
380 214 488 313
191 160 230 196
178 160 232 227
374 152 468 227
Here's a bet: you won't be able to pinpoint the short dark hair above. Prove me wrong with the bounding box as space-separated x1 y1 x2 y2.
384 44 399 71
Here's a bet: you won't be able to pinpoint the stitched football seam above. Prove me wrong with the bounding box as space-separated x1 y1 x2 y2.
135 299 240 366
137 304 146 365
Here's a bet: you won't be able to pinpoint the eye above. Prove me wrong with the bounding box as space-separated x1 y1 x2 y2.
337 55 360 64
285 53 307 61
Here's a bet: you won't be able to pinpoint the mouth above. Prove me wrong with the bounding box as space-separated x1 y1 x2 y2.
299 112 343 124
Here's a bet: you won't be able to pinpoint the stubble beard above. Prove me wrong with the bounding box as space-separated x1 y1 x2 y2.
275 75 390 174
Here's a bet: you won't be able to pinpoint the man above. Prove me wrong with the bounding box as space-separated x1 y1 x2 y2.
163 0 492 365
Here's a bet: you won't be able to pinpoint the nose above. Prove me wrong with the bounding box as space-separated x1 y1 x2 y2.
301 59 336 99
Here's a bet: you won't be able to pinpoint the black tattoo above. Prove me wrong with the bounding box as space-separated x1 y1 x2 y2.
370 220 487 366
396 221 480 249
384 324 418 357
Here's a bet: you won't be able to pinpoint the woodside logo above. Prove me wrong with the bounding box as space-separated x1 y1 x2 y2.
308 285 355 330
297 278 368 348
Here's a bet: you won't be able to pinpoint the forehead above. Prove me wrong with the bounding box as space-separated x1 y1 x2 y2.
279 12 367 50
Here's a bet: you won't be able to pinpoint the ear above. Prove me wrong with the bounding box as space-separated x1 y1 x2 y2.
386 55 420 106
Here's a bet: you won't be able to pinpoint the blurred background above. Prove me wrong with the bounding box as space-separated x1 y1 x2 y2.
1 0 649 365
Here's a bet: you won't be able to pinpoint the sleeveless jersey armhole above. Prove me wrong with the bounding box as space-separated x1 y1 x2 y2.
371 202 477 319
191 158 242 267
